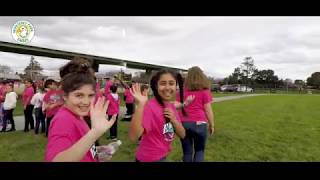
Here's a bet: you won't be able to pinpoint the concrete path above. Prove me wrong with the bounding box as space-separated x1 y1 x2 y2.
213 94 265 102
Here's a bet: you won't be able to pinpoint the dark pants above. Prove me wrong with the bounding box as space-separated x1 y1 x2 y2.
34 108 46 134
1 109 15 131
123 103 134 121
180 122 208 162
126 103 134 115
46 116 54 137
108 114 118 139
0 103 4 125
24 104 34 132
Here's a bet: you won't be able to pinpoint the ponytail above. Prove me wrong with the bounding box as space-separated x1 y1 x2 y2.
176 73 186 116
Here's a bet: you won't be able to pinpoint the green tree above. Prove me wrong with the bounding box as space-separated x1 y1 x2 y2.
240 57 256 91
307 72 320 89
23 56 44 80
254 69 278 91
224 67 243 85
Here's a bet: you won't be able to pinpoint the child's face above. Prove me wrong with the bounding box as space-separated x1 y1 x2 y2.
64 84 95 117
49 83 57 90
6 85 13 92
157 73 176 102
25 81 31 87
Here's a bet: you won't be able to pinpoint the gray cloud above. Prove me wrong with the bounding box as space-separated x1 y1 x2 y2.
1 16 320 81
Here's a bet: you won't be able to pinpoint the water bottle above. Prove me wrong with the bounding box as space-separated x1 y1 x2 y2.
101 140 122 155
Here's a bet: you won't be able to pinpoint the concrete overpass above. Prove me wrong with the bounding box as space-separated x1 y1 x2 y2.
0 41 187 73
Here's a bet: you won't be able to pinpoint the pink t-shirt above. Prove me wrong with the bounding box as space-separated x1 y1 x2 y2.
104 80 113 96
45 106 97 162
0 85 6 102
135 97 181 162
106 93 120 116
22 86 34 106
43 90 64 118
176 89 213 122
124 88 134 104
95 83 103 101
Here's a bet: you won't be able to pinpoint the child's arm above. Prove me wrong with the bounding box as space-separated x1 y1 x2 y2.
114 76 129 89
42 101 48 112
204 103 215 135
171 119 185 139
128 83 148 142
48 101 64 109
52 98 116 162
24 96 32 109
164 108 186 139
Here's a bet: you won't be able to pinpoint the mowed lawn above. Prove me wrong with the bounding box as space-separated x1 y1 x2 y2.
213 92 245 98
0 94 320 161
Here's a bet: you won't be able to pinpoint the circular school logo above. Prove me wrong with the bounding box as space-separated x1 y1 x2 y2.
11 20 35 44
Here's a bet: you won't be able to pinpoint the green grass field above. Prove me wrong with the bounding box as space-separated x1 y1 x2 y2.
1 94 320 161
212 92 247 97
13 98 23 116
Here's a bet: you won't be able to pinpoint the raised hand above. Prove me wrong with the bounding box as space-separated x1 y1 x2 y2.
90 97 116 136
130 83 148 105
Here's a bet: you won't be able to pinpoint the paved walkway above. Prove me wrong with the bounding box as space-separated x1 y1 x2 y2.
214 94 265 102
3 94 265 131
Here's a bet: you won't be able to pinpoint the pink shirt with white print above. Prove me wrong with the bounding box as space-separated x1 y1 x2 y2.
176 89 213 122
45 106 97 162
43 90 64 118
106 93 120 116
135 97 181 162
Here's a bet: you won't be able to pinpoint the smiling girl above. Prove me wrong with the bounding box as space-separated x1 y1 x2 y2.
128 69 186 162
45 57 116 162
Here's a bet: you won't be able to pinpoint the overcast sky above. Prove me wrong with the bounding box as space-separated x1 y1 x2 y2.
0 16 320 81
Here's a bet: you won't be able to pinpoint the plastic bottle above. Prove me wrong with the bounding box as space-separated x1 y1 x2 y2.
100 140 122 155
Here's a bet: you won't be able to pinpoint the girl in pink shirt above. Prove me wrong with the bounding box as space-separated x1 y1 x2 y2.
95 80 104 100
104 77 113 96
116 77 135 122
129 69 186 162
106 85 120 140
22 79 35 132
176 66 215 162
43 79 64 137
0 81 6 126
45 57 116 162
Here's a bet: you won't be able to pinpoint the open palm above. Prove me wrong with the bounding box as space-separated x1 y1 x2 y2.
90 97 116 136
130 83 148 105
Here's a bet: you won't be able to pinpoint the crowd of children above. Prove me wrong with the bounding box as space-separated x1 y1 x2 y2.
1 56 215 162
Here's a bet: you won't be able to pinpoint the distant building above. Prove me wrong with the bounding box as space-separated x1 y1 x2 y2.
0 73 21 80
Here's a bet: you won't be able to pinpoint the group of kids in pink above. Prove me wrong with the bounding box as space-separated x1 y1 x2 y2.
2 56 215 162
0 81 18 132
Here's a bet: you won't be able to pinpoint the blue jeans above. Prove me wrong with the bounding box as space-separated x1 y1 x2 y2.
34 108 45 134
180 121 208 162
